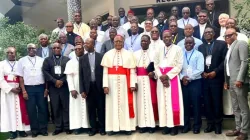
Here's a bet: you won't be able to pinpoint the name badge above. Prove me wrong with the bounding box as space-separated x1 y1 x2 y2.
30 68 37 76
186 66 193 77
206 55 212 65
7 74 15 81
54 66 61 74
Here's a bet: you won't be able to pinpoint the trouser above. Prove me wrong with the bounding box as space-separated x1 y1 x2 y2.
229 80 249 134
181 79 202 130
203 79 223 127
25 84 48 133
87 82 105 131
49 87 69 131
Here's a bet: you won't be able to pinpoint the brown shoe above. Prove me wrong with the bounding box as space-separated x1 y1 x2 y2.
226 129 240 137
235 133 248 140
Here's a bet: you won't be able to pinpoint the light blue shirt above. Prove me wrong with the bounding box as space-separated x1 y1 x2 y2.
41 46 49 58
120 17 126 25
124 34 142 52
177 37 203 50
94 41 103 53
180 49 204 80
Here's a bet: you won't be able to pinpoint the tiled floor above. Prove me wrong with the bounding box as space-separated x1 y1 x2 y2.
8 130 249 140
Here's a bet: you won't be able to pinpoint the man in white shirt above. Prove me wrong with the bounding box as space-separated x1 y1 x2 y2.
104 16 129 41
141 8 159 29
217 18 248 43
16 43 48 138
177 7 198 29
141 20 153 37
124 23 142 52
118 8 128 26
149 27 164 59
83 19 105 43
52 18 67 36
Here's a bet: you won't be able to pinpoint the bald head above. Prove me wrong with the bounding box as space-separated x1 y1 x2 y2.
65 22 74 32
6 46 16 61
85 38 95 52
182 7 191 19
184 24 194 37
89 19 98 30
146 8 155 20
52 42 62 56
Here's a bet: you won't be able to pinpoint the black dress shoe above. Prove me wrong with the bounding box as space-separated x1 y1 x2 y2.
181 127 190 133
139 128 147 133
100 131 107 135
162 127 170 135
65 130 73 135
170 127 178 136
204 125 214 133
9 132 17 139
31 132 38 138
52 130 63 136
215 126 222 134
74 129 82 135
89 130 97 136
193 129 200 134
40 132 48 136
125 131 132 135
108 131 117 136
148 128 155 133
18 131 28 137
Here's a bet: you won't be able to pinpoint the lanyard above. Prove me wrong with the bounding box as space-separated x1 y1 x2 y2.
28 56 36 67
61 44 68 56
164 45 173 57
185 49 194 65
208 12 215 25
42 47 48 58
182 18 189 27
75 23 82 32
53 55 62 66
206 42 215 55
130 34 139 48
7 60 16 72
172 34 178 44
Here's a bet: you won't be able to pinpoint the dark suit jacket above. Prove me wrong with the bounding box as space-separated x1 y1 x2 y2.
198 40 228 83
127 27 144 36
208 10 221 29
79 52 103 94
36 45 53 58
173 28 185 45
193 23 219 43
67 32 79 46
101 24 110 32
100 40 114 55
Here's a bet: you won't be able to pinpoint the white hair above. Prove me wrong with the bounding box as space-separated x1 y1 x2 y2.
219 13 229 20
38 33 48 40
182 7 190 12
27 43 36 48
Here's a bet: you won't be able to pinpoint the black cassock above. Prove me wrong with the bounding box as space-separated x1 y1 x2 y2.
42 55 70 131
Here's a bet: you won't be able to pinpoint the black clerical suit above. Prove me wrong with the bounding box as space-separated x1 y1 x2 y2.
198 40 227 128
42 55 70 131
79 52 105 131
67 32 79 46
193 23 219 43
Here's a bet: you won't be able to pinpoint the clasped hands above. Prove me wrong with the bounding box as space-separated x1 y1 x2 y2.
160 75 170 88
55 80 63 88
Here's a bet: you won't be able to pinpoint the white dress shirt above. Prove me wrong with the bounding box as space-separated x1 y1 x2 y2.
220 27 226 36
140 18 159 29
16 56 45 85
52 27 67 35
199 23 207 39
217 32 249 43
177 17 198 29
225 41 236 76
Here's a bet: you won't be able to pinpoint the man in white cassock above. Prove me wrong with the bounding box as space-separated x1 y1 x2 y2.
149 27 165 59
0 47 30 139
101 35 137 136
64 45 89 135
154 30 184 136
134 35 158 134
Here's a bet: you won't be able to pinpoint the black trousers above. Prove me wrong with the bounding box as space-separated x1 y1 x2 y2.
181 79 202 130
25 84 48 133
86 82 105 131
49 86 69 130
203 79 223 126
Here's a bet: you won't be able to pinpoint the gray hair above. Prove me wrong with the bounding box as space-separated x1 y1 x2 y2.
38 33 48 40
182 7 190 13
27 43 36 49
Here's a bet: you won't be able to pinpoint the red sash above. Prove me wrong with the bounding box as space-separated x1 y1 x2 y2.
136 67 158 121
108 66 135 118
160 67 180 126
4 76 30 125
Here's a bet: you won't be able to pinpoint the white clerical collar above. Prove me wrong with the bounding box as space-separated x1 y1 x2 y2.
89 51 95 55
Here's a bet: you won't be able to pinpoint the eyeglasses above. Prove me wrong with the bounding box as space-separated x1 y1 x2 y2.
224 33 235 39
151 31 159 33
